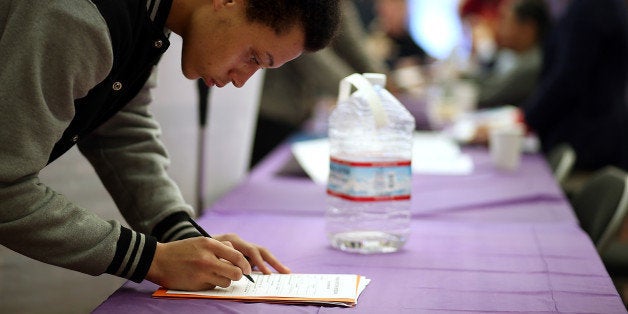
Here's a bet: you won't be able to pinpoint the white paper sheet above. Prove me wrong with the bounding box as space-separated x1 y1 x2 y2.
155 273 370 307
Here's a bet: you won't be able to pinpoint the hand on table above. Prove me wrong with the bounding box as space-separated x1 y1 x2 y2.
212 233 291 276
146 235 290 291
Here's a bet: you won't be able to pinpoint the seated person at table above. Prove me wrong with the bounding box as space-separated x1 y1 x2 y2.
0 0 340 291
368 0 431 70
459 0 505 77
471 0 550 109
521 0 628 171
251 0 387 167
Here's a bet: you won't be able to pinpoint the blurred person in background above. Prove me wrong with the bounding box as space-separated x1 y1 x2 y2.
521 0 628 171
368 0 431 70
251 0 388 167
471 0 551 109
458 0 505 76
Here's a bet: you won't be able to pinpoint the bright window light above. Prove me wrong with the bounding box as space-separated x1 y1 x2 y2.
407 0 464 60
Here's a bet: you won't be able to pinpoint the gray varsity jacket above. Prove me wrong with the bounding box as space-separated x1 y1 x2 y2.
0 0 201 282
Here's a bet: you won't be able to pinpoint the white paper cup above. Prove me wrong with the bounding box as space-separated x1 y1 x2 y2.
489 126 524 171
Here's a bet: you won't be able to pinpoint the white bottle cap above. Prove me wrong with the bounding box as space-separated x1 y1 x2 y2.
363 73 387 86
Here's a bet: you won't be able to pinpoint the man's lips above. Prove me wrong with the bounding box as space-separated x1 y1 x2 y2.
205 77 230 88
202 77 215 87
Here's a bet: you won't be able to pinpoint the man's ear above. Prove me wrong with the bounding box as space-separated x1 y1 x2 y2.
217 0 237 9
212 0 236 10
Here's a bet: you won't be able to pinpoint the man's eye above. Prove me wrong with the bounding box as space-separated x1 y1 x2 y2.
250 55 260 66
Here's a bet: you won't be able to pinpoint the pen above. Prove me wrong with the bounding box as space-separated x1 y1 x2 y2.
187 217 255 283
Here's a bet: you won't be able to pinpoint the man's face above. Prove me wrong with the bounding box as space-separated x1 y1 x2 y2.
178 0 305 88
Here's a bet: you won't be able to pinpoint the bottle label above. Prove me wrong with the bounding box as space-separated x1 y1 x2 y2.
327 157 412 202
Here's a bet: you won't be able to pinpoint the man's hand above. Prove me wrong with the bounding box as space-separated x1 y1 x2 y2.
212 233 291 275
145 235 290 291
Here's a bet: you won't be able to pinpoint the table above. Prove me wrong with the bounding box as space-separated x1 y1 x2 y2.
93 143 627 313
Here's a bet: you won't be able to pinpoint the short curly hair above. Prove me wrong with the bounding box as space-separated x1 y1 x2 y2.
244 0 341 52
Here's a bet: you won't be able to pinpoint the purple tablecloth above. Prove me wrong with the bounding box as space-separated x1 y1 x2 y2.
212 145 566 216
93 144 626 313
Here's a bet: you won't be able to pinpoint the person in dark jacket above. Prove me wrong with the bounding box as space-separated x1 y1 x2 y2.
521 0 628 170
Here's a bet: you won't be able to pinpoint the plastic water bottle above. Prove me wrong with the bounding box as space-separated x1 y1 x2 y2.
326 73 415 254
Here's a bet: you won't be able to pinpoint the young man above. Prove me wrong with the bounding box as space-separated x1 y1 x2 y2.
0 0 340 291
